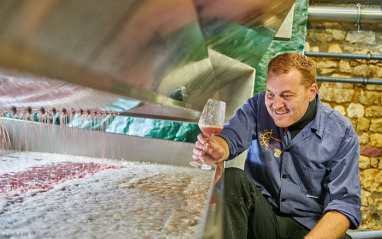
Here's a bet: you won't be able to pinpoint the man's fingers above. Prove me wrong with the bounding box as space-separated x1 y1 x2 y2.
195 140 205 150
192 154 201 161
193 147 204 158
197 133 208 144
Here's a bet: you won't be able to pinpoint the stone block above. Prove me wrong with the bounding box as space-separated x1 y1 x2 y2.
370 119 382 133
361 196 368 206
350 60 360 67
375 198 382 210
327 29 346 40
328 43 343 53
370 133 382 148
371 158 379 168
319 83 355 103
346 31 376 45
366 84 382 91
359 91 381 105
334 105 346 115
370 65 380 78
317 60 338 69
365 106 382 117
368 197 373 206
322 22 342 28
361 146 382 157
347 103 365 118
344 46 354 52
358 132 369 145
320 68 336 74
311 46 320 52
319 32 334 42
353 65 371 76
361 189 371 197
330 73 353 80
359 155 371 169
339 60 351 73
304 42 310 52
357 117 370 131
331 82 354 89
360 168 382 192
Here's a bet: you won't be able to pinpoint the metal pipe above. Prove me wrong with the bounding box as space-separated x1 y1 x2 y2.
305 52 382 85
348 230 382 239
317 76 382 85
305 51 382 61
308 6 382 22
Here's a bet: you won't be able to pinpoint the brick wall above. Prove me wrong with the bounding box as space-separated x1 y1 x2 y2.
306 9 382 229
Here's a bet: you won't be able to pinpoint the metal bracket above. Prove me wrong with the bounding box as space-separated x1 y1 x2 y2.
356 3 362 32
366 51 371 61
363 76 369 86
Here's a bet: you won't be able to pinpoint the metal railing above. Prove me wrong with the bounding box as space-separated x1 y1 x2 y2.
305 51 382 85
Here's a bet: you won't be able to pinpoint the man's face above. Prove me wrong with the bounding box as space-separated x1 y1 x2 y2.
265 69 317 128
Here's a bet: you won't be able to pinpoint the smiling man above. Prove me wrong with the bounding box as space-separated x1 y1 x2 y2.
192 53 361 239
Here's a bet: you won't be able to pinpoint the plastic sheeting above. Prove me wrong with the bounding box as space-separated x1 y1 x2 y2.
1 111 201 143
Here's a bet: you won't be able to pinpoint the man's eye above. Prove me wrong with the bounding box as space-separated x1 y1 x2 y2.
266 92 274 98
283 94 293 99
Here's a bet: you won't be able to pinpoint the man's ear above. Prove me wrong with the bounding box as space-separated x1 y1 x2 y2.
309 83 318 102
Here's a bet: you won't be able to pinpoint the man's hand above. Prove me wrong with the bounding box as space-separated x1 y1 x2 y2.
192 134 229 166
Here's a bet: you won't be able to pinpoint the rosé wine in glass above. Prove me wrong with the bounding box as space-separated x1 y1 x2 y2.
190 99 226 170
199 125 223 138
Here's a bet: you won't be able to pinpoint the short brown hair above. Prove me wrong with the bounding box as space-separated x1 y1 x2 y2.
267 52 317 88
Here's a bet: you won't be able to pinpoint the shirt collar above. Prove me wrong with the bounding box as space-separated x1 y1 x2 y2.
310 93 324 139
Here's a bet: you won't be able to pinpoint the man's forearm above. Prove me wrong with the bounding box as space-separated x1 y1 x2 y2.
305 211 350 239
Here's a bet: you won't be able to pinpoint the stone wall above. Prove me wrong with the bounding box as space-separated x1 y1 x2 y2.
305 3 382 230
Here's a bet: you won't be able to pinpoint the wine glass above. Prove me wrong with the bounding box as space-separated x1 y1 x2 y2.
190 98 226 170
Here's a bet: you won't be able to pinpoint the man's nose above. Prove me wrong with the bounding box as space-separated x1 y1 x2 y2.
273 95 284 109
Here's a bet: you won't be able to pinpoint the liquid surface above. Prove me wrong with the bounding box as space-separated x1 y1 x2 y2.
1 161 123 198
0 152 213 239
199 125 223 137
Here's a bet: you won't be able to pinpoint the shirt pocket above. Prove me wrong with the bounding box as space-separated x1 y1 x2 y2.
299 166 327 200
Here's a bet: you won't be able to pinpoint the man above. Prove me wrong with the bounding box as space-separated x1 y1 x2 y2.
192 53 361 239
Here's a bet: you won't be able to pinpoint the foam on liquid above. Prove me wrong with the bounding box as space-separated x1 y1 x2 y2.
0 152 213 239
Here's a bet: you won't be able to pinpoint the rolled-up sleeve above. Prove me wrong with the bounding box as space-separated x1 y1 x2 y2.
324 126 362 229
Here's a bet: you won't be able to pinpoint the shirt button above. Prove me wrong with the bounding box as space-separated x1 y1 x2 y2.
282 174 288 179
281 198 286 202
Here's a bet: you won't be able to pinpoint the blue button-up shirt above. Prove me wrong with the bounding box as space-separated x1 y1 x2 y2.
218 92 361 230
